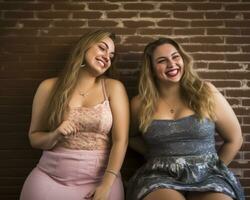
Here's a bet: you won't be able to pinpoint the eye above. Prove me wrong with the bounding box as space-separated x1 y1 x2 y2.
157 59 165 64
172 54 180 60
98 45 106 51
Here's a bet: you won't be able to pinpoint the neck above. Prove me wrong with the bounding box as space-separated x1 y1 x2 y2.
158 81 181 100
77 69 98 89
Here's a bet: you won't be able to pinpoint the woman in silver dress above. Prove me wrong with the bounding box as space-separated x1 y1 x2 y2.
127 37 244 200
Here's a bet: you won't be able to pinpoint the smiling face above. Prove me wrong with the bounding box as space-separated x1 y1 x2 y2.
84 36 115 76
152 43 184 84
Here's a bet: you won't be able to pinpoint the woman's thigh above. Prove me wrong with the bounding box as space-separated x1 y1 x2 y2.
109 175 124 200
187 191 233 200
143 188 186 200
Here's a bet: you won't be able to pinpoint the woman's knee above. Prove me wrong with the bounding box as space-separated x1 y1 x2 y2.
143 188 186 200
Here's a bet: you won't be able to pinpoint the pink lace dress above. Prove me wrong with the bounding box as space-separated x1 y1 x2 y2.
20 79 124 200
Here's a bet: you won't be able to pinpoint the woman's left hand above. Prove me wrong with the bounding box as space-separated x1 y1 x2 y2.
84 184 111 200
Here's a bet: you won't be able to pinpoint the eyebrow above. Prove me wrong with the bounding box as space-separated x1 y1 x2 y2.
155 51 179 61
100 41 115 56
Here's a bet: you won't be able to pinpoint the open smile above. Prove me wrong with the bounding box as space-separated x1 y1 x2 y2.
165 68 179 78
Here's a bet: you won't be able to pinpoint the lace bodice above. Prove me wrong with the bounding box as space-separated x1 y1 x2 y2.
57 80 113 150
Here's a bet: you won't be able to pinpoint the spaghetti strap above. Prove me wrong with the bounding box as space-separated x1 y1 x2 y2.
101 79 108 100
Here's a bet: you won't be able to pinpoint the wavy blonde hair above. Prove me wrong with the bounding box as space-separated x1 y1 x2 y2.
139 37 215 133
47 30 116 130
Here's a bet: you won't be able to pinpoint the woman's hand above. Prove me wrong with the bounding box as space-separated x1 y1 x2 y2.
55 120 79 138
84 184 111 200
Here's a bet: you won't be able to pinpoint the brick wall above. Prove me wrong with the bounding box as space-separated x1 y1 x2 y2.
0 0 249 199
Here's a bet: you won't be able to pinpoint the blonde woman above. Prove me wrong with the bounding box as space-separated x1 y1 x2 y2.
20 30 129 200
127 38 244 200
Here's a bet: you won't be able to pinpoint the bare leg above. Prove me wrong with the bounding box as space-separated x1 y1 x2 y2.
187 191 233 200
143 188 186 200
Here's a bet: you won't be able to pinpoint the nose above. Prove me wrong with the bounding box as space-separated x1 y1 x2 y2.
102 51 110 63
167 59 175 68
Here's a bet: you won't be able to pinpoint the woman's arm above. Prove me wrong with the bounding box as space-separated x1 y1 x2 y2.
28 78 77 150
129 96 148 155
208 83 243 165
99 79 129 188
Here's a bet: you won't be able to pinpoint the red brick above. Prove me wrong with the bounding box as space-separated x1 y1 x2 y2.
20 20 51 27
123 20 154 28
225 20 250 27
240 178 250 187
191 20 223 27
54 3 85 10
100 28 136 35
234 106 250 115
0 2 51 10
199 71 250 80
208 62 241 70
190 3 222 10
210 0 240 1
39 28 71 36
206 12 241 19
243 117 250 125
243 12 250 19
212 80 241 88
73 11 102 19
116 44 144 53
0 20 17 27
37 45 71 53
1 45 36 53
225 4 250 11
174 12 204 19
88 20 118 27
0 97 32 106
0 28 38 36
123 3 154 10
37 11 69 19
193 62 208 69
226 54 250 62
124 36 154 44
138 28 172 35
174 28 204 35
107 12 137 18
4 11 34 19
242 99 250 106
229 161 250 169
207 28 241 35
227 98 241 106
226 89 250 98
191 53 224 61
160 3 188 11
183 44 237 52
88 3 119 10
242 46 250 53
54 20 86 27
226 37 250 44
140 12 171 18
158 20 189 27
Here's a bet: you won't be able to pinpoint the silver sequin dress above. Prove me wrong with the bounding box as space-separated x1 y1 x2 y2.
126 115 244 200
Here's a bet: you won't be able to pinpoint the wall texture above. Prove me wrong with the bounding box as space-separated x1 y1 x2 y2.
0 0 249 199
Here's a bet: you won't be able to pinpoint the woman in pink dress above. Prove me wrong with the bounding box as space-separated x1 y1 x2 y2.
20 30 129 200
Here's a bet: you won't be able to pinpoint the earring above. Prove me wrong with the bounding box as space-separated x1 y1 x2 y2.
80 63 85 68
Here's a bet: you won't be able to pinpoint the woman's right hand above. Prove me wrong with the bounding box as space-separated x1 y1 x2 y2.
55 120 79 138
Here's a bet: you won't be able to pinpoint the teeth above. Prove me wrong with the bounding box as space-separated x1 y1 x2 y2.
97 60 104 67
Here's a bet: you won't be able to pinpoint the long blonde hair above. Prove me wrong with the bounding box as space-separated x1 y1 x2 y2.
47 30 116 130
139 37 215 133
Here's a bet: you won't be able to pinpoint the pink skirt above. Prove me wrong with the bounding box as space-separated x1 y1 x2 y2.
20 147 124 200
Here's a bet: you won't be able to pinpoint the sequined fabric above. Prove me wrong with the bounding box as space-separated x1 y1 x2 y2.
126 115 245 200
